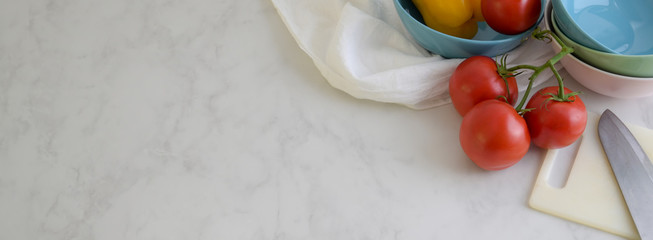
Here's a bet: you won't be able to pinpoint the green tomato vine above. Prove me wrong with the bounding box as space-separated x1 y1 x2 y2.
496 28 580 115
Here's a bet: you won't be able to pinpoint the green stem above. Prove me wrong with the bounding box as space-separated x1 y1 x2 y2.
550 63 565 97
506 64 538 72
515 68 541 113
501 28 575 114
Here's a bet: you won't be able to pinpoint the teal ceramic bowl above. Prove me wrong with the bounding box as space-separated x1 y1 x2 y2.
552 0 653 55
393 0 545 58
551 12 653 77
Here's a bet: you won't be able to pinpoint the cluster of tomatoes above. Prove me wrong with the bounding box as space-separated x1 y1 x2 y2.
448 31 588 170
413 0 541 39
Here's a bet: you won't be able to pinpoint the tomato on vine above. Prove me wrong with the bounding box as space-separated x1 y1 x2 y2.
507 29 585 149
449 55 518 116
523 87 587 149
459 99 531 170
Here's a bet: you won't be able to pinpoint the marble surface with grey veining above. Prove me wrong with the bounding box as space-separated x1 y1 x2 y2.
2 0 653 239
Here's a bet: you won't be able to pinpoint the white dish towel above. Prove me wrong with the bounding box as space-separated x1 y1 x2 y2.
271 0 558 109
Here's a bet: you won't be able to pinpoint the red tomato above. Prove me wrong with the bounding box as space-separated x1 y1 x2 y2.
523 86 587 149
449 56 518 116
459 100 531 170
482 0 541 35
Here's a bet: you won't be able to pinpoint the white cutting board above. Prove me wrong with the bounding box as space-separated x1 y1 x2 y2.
529 112 653 240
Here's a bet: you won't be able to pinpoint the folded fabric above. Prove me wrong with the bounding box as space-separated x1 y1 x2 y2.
271 0 558 109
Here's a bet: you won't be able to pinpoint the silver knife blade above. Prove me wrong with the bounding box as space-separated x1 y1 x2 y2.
598 109 653 240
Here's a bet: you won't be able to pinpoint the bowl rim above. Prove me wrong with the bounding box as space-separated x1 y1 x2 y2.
394 0 544 45
544 1 653 81
551 11 653 59
551 0 653 55
551 0 619 54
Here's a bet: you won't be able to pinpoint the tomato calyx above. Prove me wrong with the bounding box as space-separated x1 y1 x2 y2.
494 54 519 104
496 54 520 79
543 64 582 103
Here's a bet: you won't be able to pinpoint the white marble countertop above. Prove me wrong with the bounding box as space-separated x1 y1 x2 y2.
2 0 653 239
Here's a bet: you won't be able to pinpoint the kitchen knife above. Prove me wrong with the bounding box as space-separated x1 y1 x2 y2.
598 109 653 240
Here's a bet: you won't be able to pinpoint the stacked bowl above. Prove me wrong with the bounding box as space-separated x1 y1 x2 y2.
546 0 653 98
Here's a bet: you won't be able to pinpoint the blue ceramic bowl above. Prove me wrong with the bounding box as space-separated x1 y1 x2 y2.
552 0 653 55
393 0 545 58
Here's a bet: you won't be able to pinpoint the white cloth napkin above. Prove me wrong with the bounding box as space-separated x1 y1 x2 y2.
271 0 558 109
